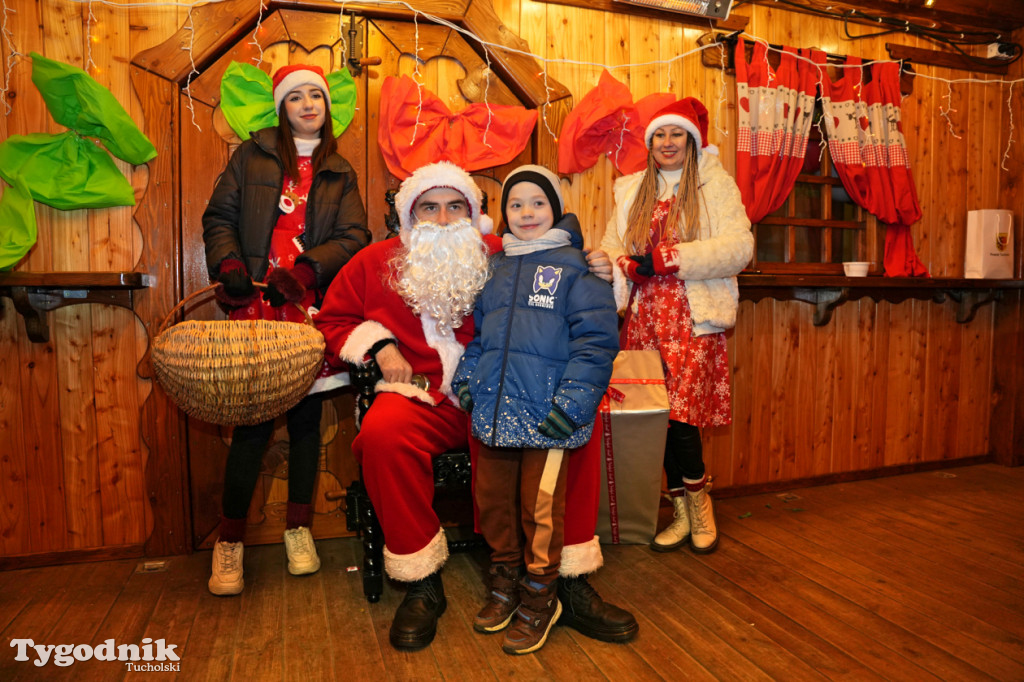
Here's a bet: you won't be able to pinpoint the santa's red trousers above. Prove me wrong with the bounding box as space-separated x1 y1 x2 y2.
354 392 603 582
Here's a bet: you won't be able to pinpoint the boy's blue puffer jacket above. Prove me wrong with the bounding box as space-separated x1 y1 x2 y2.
453 214 619 449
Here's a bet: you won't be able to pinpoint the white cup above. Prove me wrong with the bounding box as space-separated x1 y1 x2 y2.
843 261 869 277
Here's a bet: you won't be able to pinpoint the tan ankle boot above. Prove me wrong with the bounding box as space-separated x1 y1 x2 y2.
685 476 718 553
651 492 690 552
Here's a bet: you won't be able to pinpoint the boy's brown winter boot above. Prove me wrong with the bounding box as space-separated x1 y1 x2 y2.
502 577 562 655
474 563 523 633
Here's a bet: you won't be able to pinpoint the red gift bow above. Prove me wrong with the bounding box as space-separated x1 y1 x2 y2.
558 70 676 176
377 75 538 180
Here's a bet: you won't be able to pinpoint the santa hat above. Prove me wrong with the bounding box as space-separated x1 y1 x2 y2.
643 97 709 158
272 64 330 113
500 165 564 227
394 161 493 234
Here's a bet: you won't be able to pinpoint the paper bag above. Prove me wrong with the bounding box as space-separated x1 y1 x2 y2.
596 350 670 544
965 209 1014 279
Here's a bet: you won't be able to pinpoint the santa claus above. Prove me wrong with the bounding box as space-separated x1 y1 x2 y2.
316 161 637 651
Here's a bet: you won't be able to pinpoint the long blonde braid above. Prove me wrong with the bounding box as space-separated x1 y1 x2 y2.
623 136 701 255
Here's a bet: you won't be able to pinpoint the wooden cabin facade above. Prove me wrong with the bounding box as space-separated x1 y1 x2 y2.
0 0 1022 569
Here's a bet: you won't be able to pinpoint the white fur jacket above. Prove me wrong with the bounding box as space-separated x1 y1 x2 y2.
600 152 753 337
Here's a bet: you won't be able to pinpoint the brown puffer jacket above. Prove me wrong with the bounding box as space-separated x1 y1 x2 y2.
202 127 369 287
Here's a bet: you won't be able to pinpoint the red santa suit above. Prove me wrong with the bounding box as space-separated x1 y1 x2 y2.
316 162 604 581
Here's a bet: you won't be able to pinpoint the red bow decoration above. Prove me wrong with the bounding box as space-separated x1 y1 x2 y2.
558 70 676 175
378 75 538 180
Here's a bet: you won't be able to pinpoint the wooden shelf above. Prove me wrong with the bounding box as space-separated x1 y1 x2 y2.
738 274 1024 325
0 271 153 343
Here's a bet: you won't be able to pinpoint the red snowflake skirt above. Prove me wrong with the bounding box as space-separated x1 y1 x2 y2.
623 276 732 427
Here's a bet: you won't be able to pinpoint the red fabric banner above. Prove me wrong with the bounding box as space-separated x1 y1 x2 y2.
557 70 675 175
377 75 538 180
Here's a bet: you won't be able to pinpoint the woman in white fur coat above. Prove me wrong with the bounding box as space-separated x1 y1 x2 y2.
600 96 753 555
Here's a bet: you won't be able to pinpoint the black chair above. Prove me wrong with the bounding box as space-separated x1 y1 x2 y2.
344 359 481 602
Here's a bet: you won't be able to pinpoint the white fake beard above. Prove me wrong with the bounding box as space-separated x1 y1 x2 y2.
392 218 490 334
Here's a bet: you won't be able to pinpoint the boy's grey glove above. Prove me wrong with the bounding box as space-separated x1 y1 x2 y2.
538 404 575 440
457 385 473 412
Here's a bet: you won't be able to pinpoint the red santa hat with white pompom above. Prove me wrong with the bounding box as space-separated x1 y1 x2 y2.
272 64 330 113
394 161 493 235
643 96 716 158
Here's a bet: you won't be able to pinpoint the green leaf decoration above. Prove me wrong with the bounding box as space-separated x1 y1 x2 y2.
30 51 157 164
0 175 37 271
220 61 358 141
327 68 357 134
220 61 277 141
0 54 155 270
0 131 136 210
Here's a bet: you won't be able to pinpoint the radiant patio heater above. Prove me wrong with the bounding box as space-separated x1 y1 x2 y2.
611 0 732 20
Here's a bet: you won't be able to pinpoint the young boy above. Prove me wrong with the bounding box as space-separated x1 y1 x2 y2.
452 165 619 655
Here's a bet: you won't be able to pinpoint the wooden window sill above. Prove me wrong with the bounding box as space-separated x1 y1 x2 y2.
738 274 1024 325
0 271 153 343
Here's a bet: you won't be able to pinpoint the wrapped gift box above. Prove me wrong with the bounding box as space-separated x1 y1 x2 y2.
596 350 670 544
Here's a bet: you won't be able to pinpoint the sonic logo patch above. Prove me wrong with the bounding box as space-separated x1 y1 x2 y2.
533 266 562 294
529 265 562 309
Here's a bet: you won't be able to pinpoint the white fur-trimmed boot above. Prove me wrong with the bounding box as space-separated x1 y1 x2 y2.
685 475 718 554
650 489 690 552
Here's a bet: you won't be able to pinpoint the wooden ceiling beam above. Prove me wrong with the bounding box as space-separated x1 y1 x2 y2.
533 0 749 30
744 0 1023 35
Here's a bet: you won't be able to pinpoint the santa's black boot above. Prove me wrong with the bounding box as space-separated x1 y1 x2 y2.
558 574 638 642
389 571 447 650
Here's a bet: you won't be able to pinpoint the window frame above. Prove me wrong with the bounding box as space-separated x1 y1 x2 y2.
746 114 883 275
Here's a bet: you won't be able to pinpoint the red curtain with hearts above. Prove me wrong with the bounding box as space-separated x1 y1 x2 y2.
735 37 820 223
815 53 929 277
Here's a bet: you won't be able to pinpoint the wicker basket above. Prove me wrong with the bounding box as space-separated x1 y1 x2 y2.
152 283 325 426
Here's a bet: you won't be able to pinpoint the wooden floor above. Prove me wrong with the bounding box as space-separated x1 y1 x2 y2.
2 463 1023 681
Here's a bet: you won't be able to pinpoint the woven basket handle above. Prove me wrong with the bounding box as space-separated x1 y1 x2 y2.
156 282 314 336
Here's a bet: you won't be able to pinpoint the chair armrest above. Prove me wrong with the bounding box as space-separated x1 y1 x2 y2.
351 359 383 425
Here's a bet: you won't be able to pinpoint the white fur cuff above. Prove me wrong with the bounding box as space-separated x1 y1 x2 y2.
339 320 394 364
384 528 449 581
376 380 437 406
611 263 631 314
559 535 603 577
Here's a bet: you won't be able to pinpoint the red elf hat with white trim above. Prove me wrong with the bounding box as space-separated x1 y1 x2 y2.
272 64 330 113
643 97 710 158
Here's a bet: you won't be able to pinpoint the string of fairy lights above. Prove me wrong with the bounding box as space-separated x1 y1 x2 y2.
0 0 1021 171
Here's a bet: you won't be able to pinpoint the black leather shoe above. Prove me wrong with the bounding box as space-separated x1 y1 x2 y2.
558 574 638 642
389 572 447 650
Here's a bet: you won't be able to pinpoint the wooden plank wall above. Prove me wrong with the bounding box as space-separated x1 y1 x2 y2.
0 1 1021 561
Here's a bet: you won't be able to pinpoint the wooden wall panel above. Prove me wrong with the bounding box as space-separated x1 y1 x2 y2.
922 305 962 461
0 299 30 555
1 1 1022 562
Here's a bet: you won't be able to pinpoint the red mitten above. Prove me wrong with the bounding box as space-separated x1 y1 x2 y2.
214 259 258 308
652 242 680 275
617 255 651 284
292 262 317 289
264 267 307 308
